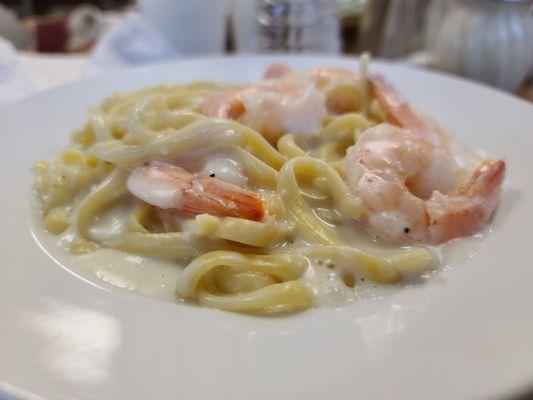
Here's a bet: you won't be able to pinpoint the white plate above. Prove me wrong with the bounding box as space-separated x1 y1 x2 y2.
1 56 532 400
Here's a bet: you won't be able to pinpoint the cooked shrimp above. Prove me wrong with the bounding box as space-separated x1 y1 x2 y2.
369 74 447 146
203 77 326 143
127 161 265 221
263 64 292 80
345 124 505 244
263 64 358 87
313 67 359 89
201 65 359 143
200 86 256 120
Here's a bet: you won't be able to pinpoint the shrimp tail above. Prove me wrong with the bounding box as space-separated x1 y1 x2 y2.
180 179 265 222
128 162 265 222
427 159 506 243
369 74 448 146
369 74 425 131
459 159 506 200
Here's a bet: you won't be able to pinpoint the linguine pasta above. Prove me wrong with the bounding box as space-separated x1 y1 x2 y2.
33 59 475 315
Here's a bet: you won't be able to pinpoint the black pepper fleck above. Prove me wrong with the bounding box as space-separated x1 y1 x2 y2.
404 227 410 234
209 173 216 177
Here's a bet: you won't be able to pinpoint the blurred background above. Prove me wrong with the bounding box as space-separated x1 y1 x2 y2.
0 0 532 106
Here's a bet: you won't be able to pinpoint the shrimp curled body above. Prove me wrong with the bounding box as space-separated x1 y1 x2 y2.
345 123 505 244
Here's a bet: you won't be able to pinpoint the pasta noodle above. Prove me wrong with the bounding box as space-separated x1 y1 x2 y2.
34 61 440 315
177 251 312 314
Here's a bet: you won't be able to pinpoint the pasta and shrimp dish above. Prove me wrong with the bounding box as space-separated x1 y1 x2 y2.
33 57 506 315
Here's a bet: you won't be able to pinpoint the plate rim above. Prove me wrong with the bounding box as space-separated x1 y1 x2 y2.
1 54 533 400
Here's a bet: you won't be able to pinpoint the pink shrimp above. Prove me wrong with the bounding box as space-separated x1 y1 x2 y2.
201 65 359 143
346 73 505 244
127 161 265 221
263 64 292 80
427 159 505 243
344 123 505 244
313 67 359 89
200 64 296 120
263 64 357 87
368 74 448 146
200 86 256 120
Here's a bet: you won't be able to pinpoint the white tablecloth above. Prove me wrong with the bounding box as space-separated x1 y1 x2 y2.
0 11 178 107
0 51 88 107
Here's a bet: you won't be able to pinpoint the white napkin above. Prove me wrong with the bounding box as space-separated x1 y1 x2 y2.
88 12 180 73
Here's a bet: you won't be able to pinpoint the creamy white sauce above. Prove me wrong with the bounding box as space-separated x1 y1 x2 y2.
34 191 196 298
67 249 182 301
31 131 491 309
199 156 248 187
301 233 484 308
89 211 127 240
32 196 484 310
33 199 185 302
